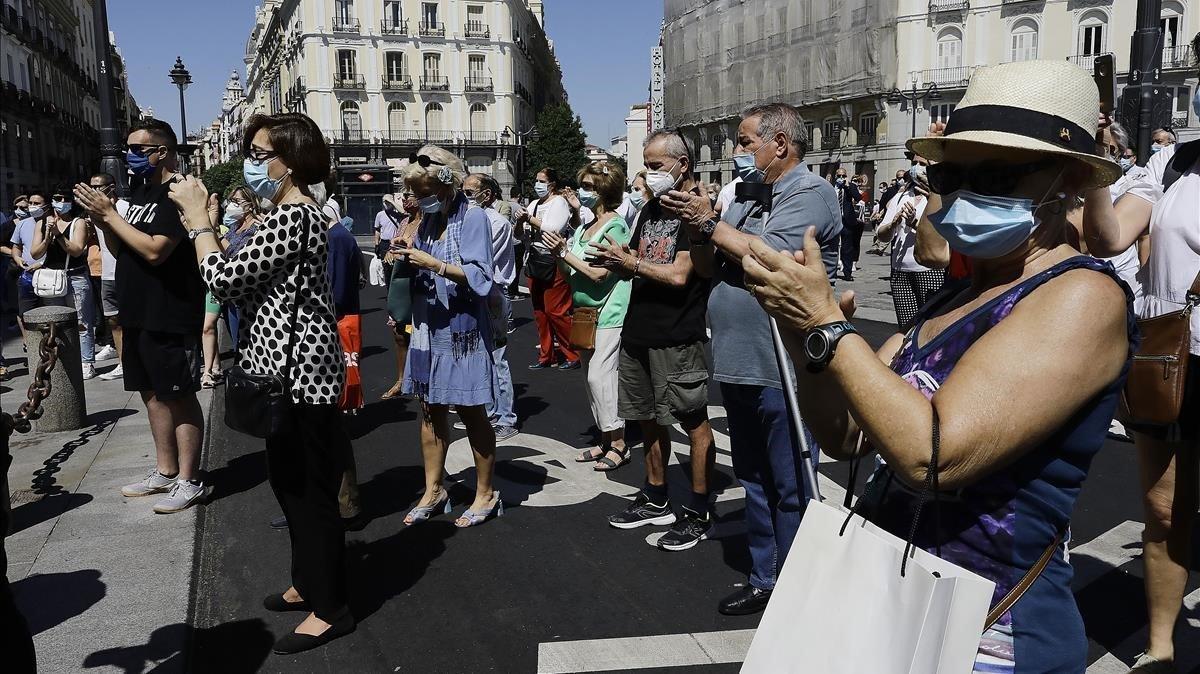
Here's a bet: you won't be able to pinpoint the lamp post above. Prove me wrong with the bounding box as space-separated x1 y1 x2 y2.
500 125 539 197
92 0 126 197
886 81 942 140
169 57 193 172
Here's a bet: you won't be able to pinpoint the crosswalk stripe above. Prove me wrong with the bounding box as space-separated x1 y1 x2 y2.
536 629 756 674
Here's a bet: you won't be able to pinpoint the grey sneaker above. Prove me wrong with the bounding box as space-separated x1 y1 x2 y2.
153 480 206 514
99 364 124 381
1130 653 1176 673
121 468 177 497
493 425 519 441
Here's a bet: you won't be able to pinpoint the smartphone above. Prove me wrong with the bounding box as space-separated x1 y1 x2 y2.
1094 53 1116 116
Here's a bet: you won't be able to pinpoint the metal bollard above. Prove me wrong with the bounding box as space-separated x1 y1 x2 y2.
21 305 87 433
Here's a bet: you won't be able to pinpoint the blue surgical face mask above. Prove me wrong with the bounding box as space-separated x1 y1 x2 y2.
243 157 290 201
52 200 71 216
577 189 598 208
629 191 646 209
27 205 46 220
733 142 772 183
927 189 1053 259
126 149 156 178
1151 144 1164 155
222 203 245 228
534 181 550 198
418 194 442 214
1119 157 1134 172
14 207 29 218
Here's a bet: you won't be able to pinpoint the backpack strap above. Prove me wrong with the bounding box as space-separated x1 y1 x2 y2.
1162 139 1200 193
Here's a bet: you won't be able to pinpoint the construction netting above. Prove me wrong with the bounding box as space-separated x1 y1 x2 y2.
663 0 899 128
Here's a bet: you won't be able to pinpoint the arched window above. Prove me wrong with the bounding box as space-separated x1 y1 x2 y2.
425 102 443 136
1010 19 1039 62
388 102 406 140
469 103 487 137
340 101 361 141
1162 1 1185 61
1078 10 1108 57
936 28 963 71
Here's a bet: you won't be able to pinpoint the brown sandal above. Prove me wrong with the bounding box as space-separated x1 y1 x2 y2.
575 447 606 463
593 447 631 472
380 382 404 400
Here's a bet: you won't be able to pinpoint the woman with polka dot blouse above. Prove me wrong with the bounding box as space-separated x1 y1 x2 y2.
169 113 355 655
395 145 502 528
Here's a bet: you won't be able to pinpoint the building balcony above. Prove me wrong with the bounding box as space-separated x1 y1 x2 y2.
918 65 974 88
379 130 425 144
858 131 878 146
332 74 366 90
419 21 445 38
1067 52 1110 72
381 18 408 35
382 75 413 90
464 76 493 92
464 21 490 39
929 0 969 12
821 136 841 152
331 17 360 33
1163 45 1193 70
419 75 450 91
327 129 369 144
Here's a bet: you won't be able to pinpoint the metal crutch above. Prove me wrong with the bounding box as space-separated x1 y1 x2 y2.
769 316 822 503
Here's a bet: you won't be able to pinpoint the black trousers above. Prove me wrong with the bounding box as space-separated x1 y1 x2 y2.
266 404 350 622
839 219 864 276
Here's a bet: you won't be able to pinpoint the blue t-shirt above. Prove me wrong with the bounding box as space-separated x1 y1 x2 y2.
709 164 842 388
325 224 362 318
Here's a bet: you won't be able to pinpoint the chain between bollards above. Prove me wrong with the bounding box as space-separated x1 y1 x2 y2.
1 323 62 437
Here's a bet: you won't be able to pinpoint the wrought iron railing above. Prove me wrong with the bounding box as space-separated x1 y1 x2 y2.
419 75 450 91
332 74 366 90
465 76 493 92
419 21 445 37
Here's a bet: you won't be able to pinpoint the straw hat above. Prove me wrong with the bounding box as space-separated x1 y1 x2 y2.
907 60 1121 190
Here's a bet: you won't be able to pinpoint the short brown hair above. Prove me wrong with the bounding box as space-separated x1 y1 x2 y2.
241 113 330 186
577 161 626 211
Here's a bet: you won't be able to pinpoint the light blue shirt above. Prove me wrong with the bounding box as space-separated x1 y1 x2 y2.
9 216 42 268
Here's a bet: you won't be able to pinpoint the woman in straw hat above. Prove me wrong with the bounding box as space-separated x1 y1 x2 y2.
742 60 1137 671
1081 35 1200 673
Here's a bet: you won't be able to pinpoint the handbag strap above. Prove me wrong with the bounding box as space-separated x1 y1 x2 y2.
983 528 1064 630
1188 270 1200 305
279 209 314 390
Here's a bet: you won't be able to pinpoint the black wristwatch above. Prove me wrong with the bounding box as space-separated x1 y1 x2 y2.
803 321 857 373
692 217 718 244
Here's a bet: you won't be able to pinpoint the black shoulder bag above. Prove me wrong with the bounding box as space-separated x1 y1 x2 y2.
223 215 312 439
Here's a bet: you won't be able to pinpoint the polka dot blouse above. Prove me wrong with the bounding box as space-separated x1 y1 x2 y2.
201 202 345 405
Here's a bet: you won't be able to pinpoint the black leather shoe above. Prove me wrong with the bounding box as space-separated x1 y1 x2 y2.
718 585 772 616
272 610 356 655
262 593 310 613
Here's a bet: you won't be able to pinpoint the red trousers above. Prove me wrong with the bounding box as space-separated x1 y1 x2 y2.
529 269 578 365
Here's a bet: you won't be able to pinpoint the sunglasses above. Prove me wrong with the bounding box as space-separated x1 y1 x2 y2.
246 147 280 164
926 159 1057 196
125 143 164 156
408 153 445 168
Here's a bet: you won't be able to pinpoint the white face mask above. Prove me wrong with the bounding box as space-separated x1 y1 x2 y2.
645 159 681 198
533 181 550 198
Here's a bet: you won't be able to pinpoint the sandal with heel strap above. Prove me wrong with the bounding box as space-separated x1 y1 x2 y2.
594 446 631 472
404 490 451 526
455 492 503 528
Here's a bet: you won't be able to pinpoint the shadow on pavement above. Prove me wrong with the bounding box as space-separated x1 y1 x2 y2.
83 618 275 674
12 569 105 636
513 383 548 423
203 449 268 505
8 492 95 535
355 464 427 521
344 521 455 624
345 399 418 441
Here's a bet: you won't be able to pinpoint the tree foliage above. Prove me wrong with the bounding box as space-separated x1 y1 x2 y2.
524 102 588 195
200 158 245 201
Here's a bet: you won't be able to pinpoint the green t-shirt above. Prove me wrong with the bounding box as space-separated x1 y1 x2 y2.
566 214 632 329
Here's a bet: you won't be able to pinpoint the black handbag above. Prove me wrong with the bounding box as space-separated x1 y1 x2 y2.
524 244 559 282
223 218 311 439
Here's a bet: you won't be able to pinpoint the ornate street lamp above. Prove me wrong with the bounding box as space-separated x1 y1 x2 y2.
886 82 941 139
169 57 193 170
92 0 126 196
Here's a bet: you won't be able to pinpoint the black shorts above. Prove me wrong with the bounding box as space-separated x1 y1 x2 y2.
122 327 202 400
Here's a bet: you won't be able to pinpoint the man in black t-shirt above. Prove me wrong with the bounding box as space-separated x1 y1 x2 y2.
73 118 208 514
587 130 716 552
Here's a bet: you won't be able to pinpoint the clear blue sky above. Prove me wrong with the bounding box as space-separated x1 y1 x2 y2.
107 1 662 146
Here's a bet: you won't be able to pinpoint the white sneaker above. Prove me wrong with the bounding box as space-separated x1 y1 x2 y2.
99 364 124 381
121 468 177 497
95 345 118 361
81 363 97 380
153 480 206 514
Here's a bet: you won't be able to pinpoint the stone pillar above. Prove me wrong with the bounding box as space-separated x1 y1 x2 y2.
22 306 86 433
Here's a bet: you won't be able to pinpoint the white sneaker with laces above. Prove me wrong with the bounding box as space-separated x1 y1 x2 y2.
81 363 97 380
99 364 124 381
121 468 177 497
95 345 118 361
153 480 206 514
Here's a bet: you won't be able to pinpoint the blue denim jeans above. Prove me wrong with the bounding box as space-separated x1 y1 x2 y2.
722 382 818 590
66 270 95 364
487 292 517 427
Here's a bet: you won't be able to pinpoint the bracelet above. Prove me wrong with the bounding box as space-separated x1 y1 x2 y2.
437 261 448 276
633 256 642 277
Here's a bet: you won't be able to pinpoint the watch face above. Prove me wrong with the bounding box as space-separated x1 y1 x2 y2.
804 330 829 363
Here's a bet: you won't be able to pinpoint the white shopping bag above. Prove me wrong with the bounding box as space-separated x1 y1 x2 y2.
368 255 386 286
742 500 996 674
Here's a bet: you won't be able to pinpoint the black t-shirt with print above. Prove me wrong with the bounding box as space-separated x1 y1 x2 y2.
116 180 205 334
621 199 710 348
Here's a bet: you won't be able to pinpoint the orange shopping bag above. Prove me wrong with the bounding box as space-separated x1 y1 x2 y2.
337 314 364 411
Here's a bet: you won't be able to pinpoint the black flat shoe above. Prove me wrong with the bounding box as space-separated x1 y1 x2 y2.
272 610 356 655
262 593 310 613
718 585 772 616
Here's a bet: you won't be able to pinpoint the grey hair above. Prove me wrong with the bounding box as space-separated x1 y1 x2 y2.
1108 121 1131 152
643 129 690 161
743 103 808 157
402 144 466 189
469 173 501 200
